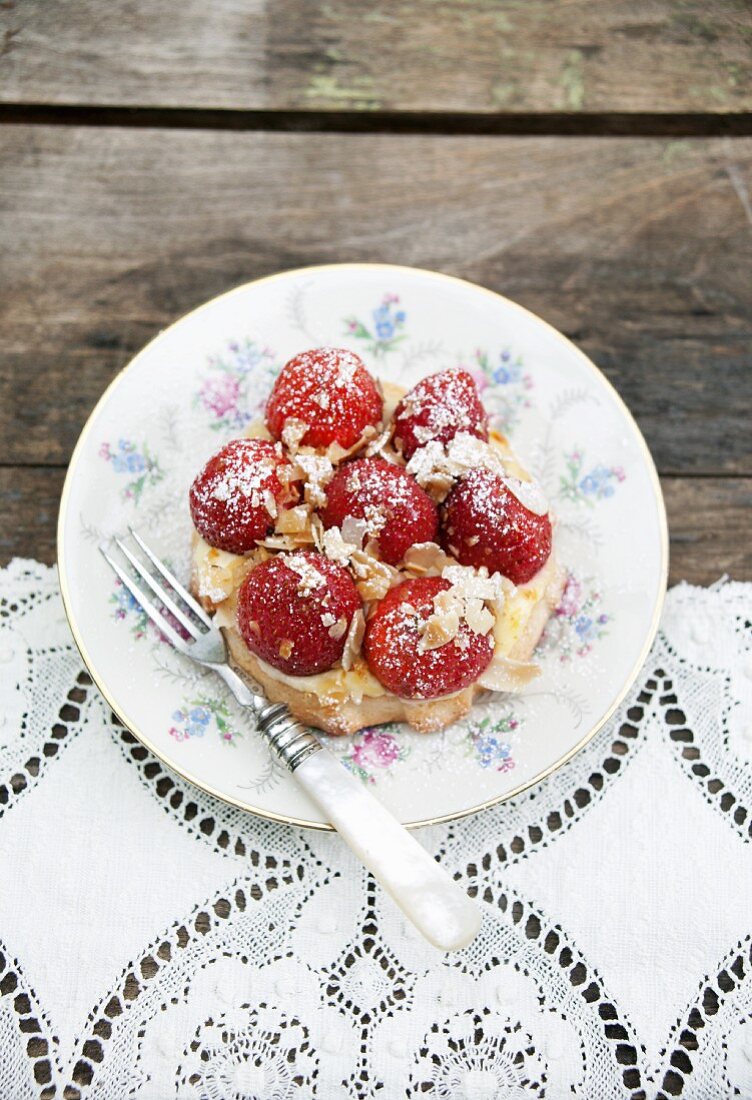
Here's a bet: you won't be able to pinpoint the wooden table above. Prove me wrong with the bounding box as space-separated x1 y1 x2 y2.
1 1 750 584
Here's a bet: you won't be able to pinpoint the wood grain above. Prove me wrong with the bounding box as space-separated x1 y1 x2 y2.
0 127 749 473
662 477 752 584
1 0 750 115
0 469 748 583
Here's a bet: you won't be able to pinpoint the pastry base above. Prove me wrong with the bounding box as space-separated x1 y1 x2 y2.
193 551 565 737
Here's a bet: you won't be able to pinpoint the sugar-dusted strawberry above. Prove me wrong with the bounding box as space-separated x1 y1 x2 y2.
441 467 552 585
189 439 300 555
237 551 362 676
321 456 438 565
392 368 488 461
363 576 493 699
265 347 383 450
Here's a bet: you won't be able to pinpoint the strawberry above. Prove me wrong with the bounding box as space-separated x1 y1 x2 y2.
237 551 362 676
321 456 439 565
189 439 300 555
363 576 493 699
441 468 552 585
265 347 383 450
392 368 488 461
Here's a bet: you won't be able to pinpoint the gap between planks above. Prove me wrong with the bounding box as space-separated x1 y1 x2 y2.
1 104 751 138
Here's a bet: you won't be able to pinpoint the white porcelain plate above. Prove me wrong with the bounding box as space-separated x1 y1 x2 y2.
58 264 667 829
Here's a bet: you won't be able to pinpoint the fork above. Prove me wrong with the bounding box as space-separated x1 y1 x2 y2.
100 529 482 952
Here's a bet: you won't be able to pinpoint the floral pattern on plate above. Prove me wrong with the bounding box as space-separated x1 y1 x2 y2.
340 726 411 784
170 696 243 747
468 346 533 434
99 439 164 504
559 449 626 505
538 575 611 661
464 713 518 771
110 581 150 640
344 293 406 356
195 338 279 432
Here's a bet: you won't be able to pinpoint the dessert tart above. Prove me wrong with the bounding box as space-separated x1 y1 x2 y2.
190 347 566 736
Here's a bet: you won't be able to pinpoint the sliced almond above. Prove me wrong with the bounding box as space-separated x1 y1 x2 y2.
364 423 395 458
328 616 348 641
294 452 335 508
441 563 504 602
418 609 460 652
244 419 273 441
341 515 369 549
281 418 309 453
464 599 495 636
477 655 541 692
341 609 366 670
324 424 378 466
257 534 307 552
275 504 312 535
402 542 455 577
322 526 355 567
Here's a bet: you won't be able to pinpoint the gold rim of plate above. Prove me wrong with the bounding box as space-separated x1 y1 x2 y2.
57 263 669 831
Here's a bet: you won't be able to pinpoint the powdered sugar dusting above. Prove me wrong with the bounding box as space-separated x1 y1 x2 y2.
281 418 309 453
406 432 510 502
294 453 335 508
284 552 327 597
503 476 549 516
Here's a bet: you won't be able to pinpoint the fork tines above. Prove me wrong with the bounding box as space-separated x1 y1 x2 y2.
99 529 210 652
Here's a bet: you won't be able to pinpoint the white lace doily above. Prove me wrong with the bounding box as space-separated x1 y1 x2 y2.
1 558 750 1099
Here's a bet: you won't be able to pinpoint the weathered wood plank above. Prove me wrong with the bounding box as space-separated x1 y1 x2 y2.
1 128 749 473
663 477 752 584
1 0 750 115
1 469 748 585
0 467 65 567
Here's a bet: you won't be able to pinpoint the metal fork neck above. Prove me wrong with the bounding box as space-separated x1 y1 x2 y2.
214 665 322 772
256 703 323 772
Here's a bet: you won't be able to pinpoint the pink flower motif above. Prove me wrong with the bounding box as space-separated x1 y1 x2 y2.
169 726 187 743
383 292 400 305
557 575 582 619
200 375 240 418
99 442 111 460
467 367 489 394
352 730 400 769
613 467 626 482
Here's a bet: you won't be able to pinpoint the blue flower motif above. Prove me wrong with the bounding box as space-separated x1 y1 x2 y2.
394 310 406 324
126 453 146 474
475 734 513 769
116 587 141 614
189 707 211 726
372 304 395 341
574 615 592 639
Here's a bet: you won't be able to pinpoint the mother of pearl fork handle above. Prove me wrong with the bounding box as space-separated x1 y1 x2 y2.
220 674 483 953
102 531 482 953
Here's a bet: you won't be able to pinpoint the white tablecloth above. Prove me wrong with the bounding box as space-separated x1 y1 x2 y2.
1 558 751 1099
